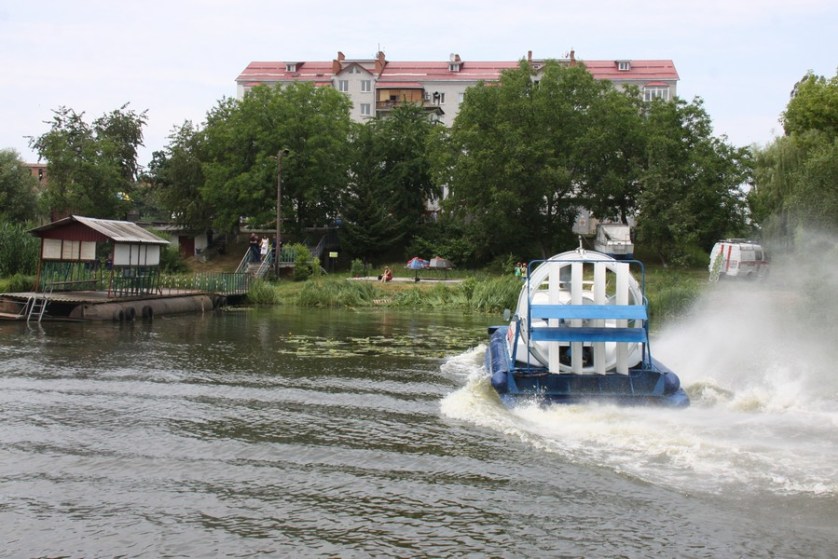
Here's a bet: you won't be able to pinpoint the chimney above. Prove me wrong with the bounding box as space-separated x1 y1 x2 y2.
333 51 344 74
375 50 386 74
569 49 576 66
528 50 532 63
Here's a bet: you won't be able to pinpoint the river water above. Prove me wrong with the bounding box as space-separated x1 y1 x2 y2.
0 280 836 557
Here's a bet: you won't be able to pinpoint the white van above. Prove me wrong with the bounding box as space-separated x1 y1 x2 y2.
709 240 769 280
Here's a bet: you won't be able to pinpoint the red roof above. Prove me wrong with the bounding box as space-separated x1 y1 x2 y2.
236 54 678 86
583 60 679 81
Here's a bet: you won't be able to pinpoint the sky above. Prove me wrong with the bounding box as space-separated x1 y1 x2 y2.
1 0 836 167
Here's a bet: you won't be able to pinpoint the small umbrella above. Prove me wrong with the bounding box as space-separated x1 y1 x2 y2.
405 257 429 281
405 257 429 270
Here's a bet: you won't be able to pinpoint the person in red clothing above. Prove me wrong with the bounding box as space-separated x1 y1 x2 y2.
379 266 393 282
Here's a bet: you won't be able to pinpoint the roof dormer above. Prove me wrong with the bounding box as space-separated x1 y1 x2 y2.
285 62 300 72
616 60 631 71
449 53 462 72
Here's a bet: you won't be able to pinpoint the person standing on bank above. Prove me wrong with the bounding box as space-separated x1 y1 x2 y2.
260 236 269 261
249 233 260 262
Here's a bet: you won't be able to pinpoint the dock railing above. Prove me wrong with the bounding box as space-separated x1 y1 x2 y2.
160 272 251 296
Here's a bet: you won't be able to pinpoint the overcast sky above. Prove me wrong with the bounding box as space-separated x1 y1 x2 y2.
1 0 835 166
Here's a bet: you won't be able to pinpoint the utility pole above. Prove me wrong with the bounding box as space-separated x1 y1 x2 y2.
275 148 290 278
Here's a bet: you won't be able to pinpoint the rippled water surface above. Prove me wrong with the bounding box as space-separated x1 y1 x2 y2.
1 302 836 558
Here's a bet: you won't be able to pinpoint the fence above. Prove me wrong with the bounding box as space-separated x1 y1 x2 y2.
160 272 251 295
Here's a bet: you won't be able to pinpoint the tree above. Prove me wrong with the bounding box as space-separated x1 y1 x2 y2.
200 83 354 234
750 131 838 237
782 70 838 138
0 149 39 223
439 60 615 261
30 104 147 219
636 98 750 264
146 121 214 230
341 104 440 260
575 86 647 223
340 122 410 260
751 69 838 239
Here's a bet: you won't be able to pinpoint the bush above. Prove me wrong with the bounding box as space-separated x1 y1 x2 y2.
289 243 319 281
350 258 366 277
160 244 188 274
246 279 280 305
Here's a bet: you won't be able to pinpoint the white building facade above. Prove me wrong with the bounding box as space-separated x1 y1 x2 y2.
236 50 679 126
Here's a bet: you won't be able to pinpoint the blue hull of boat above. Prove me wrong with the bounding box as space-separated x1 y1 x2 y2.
485 326 689 408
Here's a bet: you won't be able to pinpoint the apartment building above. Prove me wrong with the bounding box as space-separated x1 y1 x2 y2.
235 50 679 124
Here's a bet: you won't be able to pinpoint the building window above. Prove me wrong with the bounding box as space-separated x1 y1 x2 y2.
617 60 631 71
643 86 670 102
361 80 371 92
338 80 349 92
360 103 371 116
285 63 297 72
449 63 461 72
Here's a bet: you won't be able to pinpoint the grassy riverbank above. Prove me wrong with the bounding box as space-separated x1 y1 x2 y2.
0 257 709 323
247 265 709 322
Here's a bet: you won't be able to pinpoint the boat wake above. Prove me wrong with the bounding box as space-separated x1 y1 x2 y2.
440 247 838 498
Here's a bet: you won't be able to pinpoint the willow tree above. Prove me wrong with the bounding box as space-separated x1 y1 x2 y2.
750 70 838 239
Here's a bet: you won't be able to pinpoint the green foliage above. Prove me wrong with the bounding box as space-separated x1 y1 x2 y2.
159 244 188 274
0 221 39 276
0 149 40 223
145 121 214 229
200 83 353 233
635 98 750 264
439 60 596 261
289 243 318 281
1 273 36 292
30 104 147 219
645 269 703 324
782 71 838 138
341 104 439 260
297 277 377 307
275 269 704 323
350 258 366 277
461 277 476 305
469 275 521 313
407 218 475 266
575 85 648 223
752 70 838 240
247 279 280 305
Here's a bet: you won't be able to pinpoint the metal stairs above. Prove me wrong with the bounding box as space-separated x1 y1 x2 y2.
26 286 52 323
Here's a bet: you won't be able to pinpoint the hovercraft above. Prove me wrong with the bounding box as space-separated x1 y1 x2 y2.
485 246 689 407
